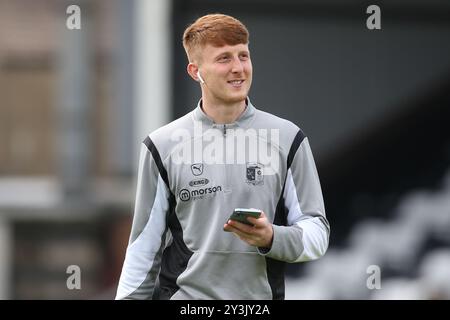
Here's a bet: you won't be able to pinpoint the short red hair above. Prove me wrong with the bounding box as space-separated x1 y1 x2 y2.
182 14 249 62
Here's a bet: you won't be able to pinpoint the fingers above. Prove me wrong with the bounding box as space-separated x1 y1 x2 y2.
224 211 273 248
225 223 260 246
223 211 272 247
224 211 267 235
226 220 252 234
247 211 267 227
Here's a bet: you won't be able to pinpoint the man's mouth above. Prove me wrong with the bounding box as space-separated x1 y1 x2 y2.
228 80 244 87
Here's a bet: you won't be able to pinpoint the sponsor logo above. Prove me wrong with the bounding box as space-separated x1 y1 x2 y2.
189 178 210 187
178 186 222 202
191 163 203 176
246 162 264 186
179 189 191 201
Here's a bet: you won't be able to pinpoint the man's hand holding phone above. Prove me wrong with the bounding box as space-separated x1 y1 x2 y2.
223 208 274 249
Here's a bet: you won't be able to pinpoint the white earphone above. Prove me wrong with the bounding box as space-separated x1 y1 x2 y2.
197 71 205 84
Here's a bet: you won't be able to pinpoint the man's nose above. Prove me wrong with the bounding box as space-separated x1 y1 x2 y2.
231 57 244 73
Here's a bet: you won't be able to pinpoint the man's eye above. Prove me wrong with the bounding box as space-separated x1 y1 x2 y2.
218 57 230 62
240 54 249 60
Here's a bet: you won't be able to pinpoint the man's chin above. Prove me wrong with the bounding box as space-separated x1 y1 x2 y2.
225 92 248 104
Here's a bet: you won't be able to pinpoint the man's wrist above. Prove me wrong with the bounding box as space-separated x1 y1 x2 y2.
258 225 274 252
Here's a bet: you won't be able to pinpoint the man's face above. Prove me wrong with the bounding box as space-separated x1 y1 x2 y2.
197 43 253 105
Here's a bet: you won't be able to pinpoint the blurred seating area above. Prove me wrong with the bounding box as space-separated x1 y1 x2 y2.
286 168 450 299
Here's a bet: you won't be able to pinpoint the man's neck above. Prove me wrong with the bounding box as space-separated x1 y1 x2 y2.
201 97 247 124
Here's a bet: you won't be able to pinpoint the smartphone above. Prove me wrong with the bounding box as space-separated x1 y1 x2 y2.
226 208 262 227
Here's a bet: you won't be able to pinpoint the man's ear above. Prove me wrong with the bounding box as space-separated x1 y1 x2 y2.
187 63 200 82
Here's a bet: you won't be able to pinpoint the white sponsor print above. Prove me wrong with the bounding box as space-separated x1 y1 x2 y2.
170 121 280 175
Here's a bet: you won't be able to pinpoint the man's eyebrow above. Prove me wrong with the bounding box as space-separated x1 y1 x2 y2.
213 50 249 59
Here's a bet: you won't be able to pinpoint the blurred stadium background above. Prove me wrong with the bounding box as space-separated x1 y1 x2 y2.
0 0 449 299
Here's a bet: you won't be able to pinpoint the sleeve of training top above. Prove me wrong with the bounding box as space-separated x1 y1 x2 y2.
115 139 170 299
259 136 330 263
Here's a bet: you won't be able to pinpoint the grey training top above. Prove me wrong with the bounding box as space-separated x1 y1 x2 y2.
116 98 330 300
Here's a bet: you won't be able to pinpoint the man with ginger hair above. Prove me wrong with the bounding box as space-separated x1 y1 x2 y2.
116 13 329 300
